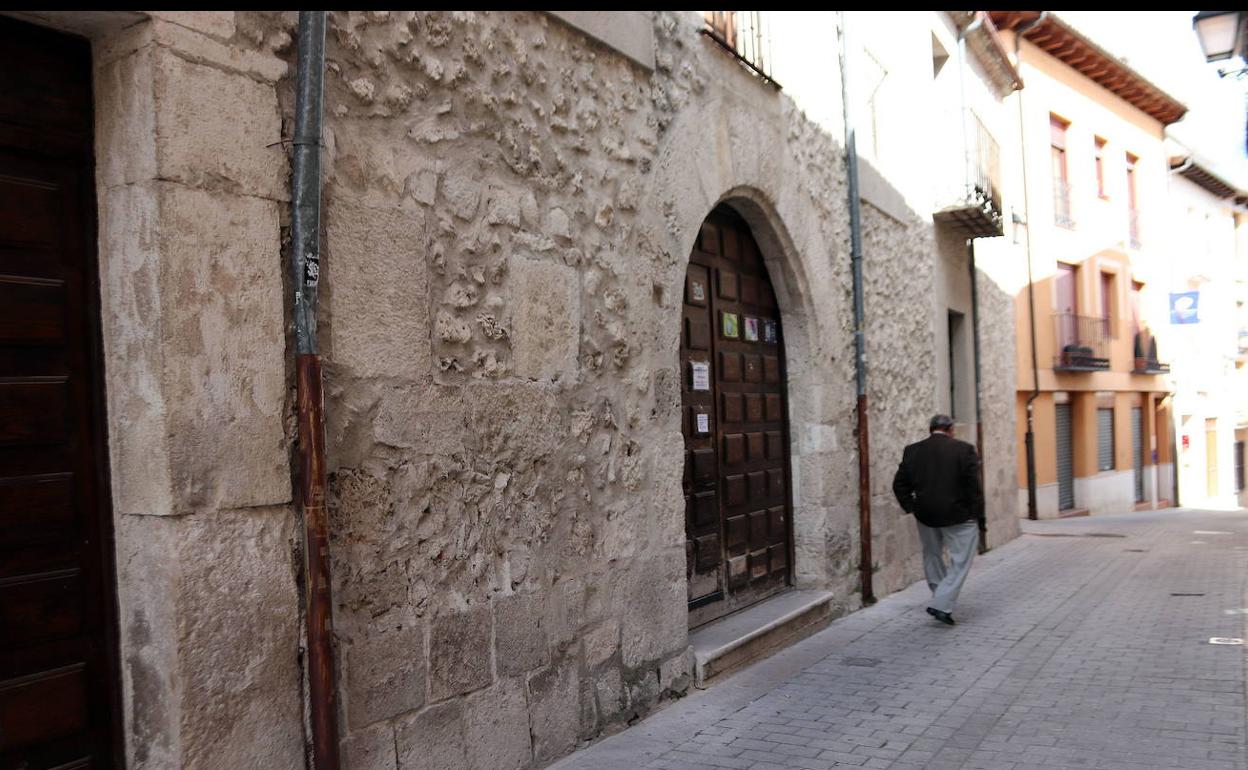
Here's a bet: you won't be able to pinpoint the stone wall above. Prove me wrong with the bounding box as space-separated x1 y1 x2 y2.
45 8 1022 769
285 11 998 768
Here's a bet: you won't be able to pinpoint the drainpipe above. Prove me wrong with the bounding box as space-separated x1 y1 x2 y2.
1015 12 1047 520
838 12 874 605
290 12 341 770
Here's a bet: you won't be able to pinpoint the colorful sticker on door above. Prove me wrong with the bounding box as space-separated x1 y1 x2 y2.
691 280 706 302
691 361 711 391
722 312 739 339
744 317 759 342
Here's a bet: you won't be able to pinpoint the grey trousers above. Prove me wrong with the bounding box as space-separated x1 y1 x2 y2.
915 520 979 614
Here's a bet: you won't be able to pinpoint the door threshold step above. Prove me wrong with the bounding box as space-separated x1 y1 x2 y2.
689 589 834 687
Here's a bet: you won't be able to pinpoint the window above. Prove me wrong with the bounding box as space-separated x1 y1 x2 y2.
1100 272 1115 339
1125 153 1140 248
1094 137 1107 198
1051 115 1072 227
947 310 965 419
1235 440 1244 493
1097 408 1115 472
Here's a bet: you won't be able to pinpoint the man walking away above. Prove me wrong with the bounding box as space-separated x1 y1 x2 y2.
892 414 984 626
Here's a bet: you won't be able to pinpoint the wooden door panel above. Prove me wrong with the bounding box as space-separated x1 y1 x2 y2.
683 209 795 626
0 16 120 769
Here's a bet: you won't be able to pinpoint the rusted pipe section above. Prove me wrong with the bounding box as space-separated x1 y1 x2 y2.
839 12 874 605
290 11 341 770
297 354 339 770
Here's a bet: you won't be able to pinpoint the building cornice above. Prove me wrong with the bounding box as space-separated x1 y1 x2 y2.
989 11 1188 126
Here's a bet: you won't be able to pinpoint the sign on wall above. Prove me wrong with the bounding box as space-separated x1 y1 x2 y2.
1169 292 1200 324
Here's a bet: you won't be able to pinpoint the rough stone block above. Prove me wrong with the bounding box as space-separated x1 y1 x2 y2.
153 49 286 200
148 10 236 38
626 668 660 712
527 657 580 763
545 576 586 650
463 678 533 770
94 44 157 188
343 722 398 770
327 200 431 382
344 621 426 728
373 385 467 456
582 619 619 670
660 647 693 692
149 17 288 82
495 592 549 676
97 183 173 518
510 257 580 382
619 553 687 668
397 702 466 770
173 509 305 769
429 606 493 700
158 184 290 512
593 667 625 722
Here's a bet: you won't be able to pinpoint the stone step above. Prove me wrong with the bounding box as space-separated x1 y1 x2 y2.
689 589 835 687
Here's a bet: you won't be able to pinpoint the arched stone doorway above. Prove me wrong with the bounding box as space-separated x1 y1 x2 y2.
682 205 796 628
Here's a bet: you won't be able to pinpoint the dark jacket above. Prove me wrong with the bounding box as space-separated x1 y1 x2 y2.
892 432 984 528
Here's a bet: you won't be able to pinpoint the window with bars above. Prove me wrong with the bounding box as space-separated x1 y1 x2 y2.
701 11 776 85
1051 115 1073 227
1097 408 1115 472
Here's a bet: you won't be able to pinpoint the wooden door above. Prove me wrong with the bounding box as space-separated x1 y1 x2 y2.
682 208 793 628
1055 263 1077 349
0 17 122 769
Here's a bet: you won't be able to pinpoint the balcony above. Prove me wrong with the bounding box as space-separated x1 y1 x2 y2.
1053 313 1109 371
933 111 1003 238
1053 181 1074 228
1131 330 1169 374
702 11 777 86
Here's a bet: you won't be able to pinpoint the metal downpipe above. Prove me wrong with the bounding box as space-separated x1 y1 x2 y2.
290 11 341 770
838 12 874 605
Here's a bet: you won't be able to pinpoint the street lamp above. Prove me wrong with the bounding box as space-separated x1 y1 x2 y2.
1194 11 1247 74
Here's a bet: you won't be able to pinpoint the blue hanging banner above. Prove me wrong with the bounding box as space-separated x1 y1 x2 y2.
1169 291 1199 324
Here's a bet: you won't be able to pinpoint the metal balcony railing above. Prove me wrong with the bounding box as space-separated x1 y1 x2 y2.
934 110 1003 238
702 11 777 86
1053 313 1109 371
1053 181 1074 228
1131 330 1169 374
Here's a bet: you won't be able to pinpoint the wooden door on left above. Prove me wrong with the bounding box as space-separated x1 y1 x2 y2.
0 16 123 770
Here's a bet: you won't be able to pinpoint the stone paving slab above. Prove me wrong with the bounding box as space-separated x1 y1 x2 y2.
552 509 1248 770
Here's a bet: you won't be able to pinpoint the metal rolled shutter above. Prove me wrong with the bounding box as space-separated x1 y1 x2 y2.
1056 403 1075 510
1132 407 1144 502
1097 408 1114 472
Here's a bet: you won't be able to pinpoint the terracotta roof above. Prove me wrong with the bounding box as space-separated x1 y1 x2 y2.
988 11 1188 125
951 11 1024 97
1169 155 1244 201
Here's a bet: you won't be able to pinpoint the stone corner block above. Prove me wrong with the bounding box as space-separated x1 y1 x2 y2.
509 256 580 383
527 657 580 764
429 605 493 701
463 678 533 770
494 592 549 677
396 702 465 770
344 621 427 729
326 200 431 383
343 722 398 770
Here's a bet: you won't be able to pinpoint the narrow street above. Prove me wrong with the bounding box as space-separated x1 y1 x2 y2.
555 509 1248 770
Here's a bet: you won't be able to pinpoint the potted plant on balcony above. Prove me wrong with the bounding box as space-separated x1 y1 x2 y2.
1133 332 1146 372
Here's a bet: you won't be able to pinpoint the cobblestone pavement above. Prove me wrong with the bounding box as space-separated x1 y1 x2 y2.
553 509 1248 770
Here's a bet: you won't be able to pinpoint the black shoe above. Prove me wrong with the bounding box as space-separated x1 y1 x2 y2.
927 607 955 626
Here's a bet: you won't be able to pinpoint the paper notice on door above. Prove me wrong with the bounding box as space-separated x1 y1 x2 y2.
691 361 710 391
696 412 710 434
